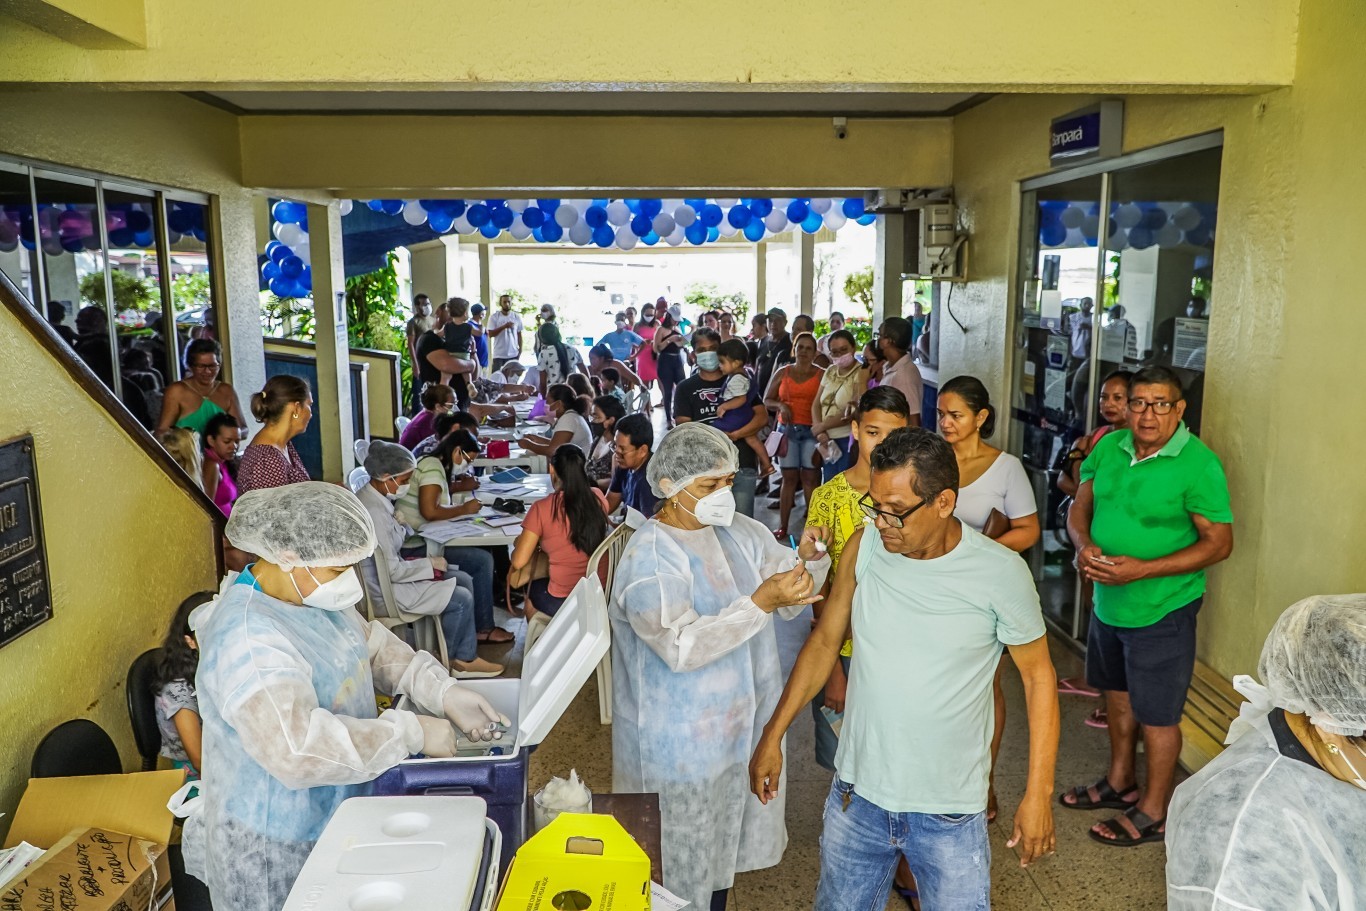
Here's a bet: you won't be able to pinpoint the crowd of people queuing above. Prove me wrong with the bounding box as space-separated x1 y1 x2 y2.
147 288 1363 911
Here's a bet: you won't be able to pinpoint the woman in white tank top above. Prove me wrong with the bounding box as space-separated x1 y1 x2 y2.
936 375 1041 824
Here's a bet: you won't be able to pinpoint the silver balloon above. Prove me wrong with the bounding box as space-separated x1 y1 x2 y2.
554 204 579 228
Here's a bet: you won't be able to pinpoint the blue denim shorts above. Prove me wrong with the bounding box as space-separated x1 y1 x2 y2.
779 423 818 470
1086 597 1201 726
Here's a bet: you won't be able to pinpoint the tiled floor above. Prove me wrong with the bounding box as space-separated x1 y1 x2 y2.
483 415 1173 910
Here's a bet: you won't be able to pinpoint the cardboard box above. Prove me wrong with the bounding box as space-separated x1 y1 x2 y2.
0 827 165 911
496 813 650 911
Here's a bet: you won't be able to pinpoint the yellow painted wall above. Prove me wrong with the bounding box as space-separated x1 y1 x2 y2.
0 0 1296 90
0 304 218 841
946 0 1366 680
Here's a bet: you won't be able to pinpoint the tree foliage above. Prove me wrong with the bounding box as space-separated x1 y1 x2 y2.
684 282 751 323
843 266 875 317
80 269 157 312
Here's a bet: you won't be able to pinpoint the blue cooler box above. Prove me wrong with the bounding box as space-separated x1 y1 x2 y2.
375 574 609 872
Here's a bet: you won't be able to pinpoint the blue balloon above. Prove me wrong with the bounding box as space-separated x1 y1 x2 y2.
19 235 34 250
268 276 292 297
168 207 195 234
750 198 773 218
485 199 506 211
630 214 652 237
191 227 207 242
300 266 312 291
625 198 642 213
801 212 823 234
419 199 448 215
1127 226 1154 249
367 199 387 212
126 209 153 233
706 226 720 242
786 200 809 223
685 222 707 245
584 206 608 228
1039 199 1068 213
280 255 305 279
448 200 467 217
466 204 491 227
133 230 154 248
521 207 546 228
531 226 545 243
265 240 282 259
269 243 291 264
841 197 865 219
492 207 516 229
428 211 454 233
642 231 660 246
109 227 135 247
1040 221 1067 247
639 199 663 218
727 206 752 229
1142 207 1168 230
743 220 766 242
683 198 707 211
856 213 876 226
1183 225 1212 247
479 223 502 239
271 200 303 224
261 260 280 280
540 221 563 243
379 199 404 216
700 204 724 227
593 225 615 248
61 237 83 254
537 198 560 213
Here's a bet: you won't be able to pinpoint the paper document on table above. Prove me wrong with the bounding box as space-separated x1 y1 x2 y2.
483 515 523 529
651 882 691 910
419 519 485 541
482 482 521 493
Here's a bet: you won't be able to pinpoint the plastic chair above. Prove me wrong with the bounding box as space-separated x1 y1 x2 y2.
126 649 162 772
347 467 370 493
31 719 122 778
394 415 411 435
360 549 449 668
584 522 636 725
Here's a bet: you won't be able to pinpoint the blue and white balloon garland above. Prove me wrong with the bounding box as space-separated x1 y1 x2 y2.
350 197 876 250
260 199 320 299
1038 200 1216 252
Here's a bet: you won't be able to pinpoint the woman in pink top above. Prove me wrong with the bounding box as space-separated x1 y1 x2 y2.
508 444 610 619
236 375 313 493
633 303 659 412
201 412 242 516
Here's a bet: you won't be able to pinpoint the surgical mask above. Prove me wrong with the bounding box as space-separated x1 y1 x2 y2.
695 350 720 371
681 485 736 526
384 479 410 500
832 353 856 370
616 319 627 330
291 566 363 611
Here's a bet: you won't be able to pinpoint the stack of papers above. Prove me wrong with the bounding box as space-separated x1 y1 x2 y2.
418 518 485 541
483 514 523 529
0 841 46 891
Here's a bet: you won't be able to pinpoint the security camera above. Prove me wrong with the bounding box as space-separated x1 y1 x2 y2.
833 117 848 140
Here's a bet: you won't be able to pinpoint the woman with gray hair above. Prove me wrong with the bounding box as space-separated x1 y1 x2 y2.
1166 594 1366 909
609 421 833 911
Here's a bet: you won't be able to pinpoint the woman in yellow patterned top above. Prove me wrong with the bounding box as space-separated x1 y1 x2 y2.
804 385 911 767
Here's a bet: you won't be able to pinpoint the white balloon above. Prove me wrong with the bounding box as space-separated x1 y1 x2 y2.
715 198 738 207
276 223 304 246
809 197 832 215
1115 203 1143 229
1107 229 1128 251
453 214 475 234
665 228 685 246
660 198 682 213
507 199 529 213
606 201 631 226
772 198 792 208
1060 205 1085 229
338 199 354 216
823 209 847 231
1082 214 1101 237
615 225 638 250
572 198 593 213
1155 223 1183 248
509 221 533 240
554 204 579 228
569 221 593 245
402 201 428 226
764 210 788 233
718 222 739 237
674 205 697 228
651 212 676 236
293 240 311 261
1172 205 1202 232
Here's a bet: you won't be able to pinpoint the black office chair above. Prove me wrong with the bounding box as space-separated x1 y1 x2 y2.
31 719 121 778
127 649 162 771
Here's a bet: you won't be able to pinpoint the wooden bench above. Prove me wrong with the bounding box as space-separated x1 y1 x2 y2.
1179 660 1242 771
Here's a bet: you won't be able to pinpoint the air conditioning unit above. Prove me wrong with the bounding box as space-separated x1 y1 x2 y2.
905 202 968 282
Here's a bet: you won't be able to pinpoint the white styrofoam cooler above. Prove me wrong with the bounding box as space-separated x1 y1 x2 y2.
282 795 500 911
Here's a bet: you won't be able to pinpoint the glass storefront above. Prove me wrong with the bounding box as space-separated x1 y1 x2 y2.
0 155 218 430
1009 134 1223 641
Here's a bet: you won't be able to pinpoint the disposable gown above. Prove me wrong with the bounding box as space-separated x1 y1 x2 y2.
610 513 829 910
1166 676 1366 910
183 571 458 911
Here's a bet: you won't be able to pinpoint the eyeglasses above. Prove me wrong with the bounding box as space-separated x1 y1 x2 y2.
857 492 930 529
1127 398 1179 415
190 361 219 372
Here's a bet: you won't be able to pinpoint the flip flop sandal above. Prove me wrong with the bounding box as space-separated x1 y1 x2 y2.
478 628 516 644
1058 777 1139 810
1088 806 1166 847
1085 708 1110 729
1057 676 1101 697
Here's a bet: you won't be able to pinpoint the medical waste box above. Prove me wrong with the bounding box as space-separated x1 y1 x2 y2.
495 813 651 911
282 796 500 911
375 575 610 872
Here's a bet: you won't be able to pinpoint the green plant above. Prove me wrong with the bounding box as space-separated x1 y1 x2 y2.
684 282 751 323
813 317 874 348
170 272 212 311
345 252 410 400
80 269 157 311
843 266 875 317
498 288 536 318
260 292 315 340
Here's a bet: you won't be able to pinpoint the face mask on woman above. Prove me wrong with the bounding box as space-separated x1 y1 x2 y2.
681 485 737 526
832 352 857 370
291 566 364 611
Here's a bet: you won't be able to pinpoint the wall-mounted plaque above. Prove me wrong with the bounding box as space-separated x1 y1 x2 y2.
0 435 52 649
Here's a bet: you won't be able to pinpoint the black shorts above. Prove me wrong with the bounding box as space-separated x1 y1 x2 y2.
1085 597 1201 727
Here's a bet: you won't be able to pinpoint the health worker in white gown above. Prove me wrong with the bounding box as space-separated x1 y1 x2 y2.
610 421 831 911
182 482 508 911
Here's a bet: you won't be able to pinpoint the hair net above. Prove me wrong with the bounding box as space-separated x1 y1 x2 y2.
1259 594 1366 736
363 440 417 479
226 481 377 570
647 421 739 498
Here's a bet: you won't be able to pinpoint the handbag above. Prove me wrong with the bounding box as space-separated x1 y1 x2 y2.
766 428 789 459
982 508 1011 539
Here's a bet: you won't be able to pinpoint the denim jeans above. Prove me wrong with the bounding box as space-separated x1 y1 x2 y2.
815 778 990 911
404 544 496 632
811 656 851 772
435 569 477 663
732 467 758 519
820 436 853 483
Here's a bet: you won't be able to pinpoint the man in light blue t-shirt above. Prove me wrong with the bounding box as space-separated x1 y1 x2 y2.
599 311 645 361
751 427 1061 910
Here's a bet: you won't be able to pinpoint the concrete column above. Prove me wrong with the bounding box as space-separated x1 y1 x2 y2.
214 192 267 431
477 243 493 306
795 231 815 316
306 201 354 482
754 242 767 313
873 211 910 324
408 239 455 303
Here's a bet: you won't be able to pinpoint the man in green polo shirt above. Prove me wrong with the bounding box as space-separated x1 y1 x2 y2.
1062 365 1233 848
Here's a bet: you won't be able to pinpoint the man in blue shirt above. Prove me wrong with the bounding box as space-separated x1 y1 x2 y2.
600 311 645 361
470 302 490 372
608 413 656 517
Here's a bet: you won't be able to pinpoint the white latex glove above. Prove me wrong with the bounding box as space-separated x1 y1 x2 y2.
443 686 511 741
416 714 457 758
430 556 448 573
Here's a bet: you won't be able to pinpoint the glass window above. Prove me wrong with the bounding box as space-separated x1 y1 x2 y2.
104 186 169 399
0 163 39 309
165 198 216 381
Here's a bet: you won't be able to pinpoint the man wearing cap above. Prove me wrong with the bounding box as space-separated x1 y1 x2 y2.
486 294 524 373
756 307 793 402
